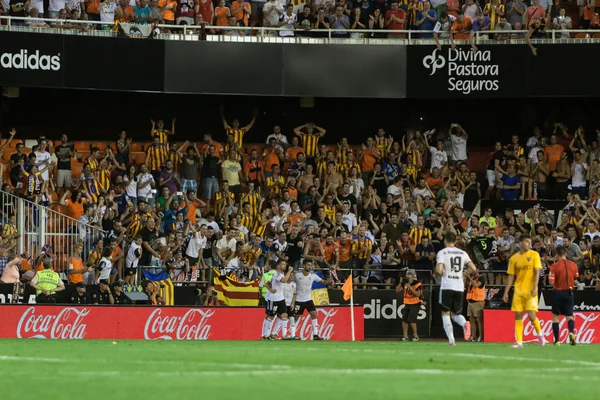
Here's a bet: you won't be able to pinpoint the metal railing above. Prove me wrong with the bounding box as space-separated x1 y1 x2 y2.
0 189 105 278
2 15 600 44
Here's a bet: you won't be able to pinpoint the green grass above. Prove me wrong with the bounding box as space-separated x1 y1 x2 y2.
0 340 598 399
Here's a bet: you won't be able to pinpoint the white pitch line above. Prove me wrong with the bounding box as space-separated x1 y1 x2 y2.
432 352 600 368
3 366 593 378
0 354 290 370
292 347 600 369
0 355 68 363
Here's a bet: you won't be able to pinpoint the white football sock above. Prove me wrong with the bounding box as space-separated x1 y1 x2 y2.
311 318 319 337
290 317 297 337
452 314 467 328
272 318 282 336
261 318 269 337
280 318 288 337
265 318 275 337
442 314 455 344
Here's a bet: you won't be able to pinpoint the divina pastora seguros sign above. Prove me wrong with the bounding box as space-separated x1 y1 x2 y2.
423 48 498 94
407 45 527 98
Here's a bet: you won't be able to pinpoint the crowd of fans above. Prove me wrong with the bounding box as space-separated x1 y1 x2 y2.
2 0 599 39
0 109 599 299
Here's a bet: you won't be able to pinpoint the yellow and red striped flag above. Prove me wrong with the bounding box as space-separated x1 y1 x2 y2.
212 269 260 306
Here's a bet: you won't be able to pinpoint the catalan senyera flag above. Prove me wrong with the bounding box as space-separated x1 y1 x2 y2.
142 269 175 306
212 268 260 306
341 275 353 301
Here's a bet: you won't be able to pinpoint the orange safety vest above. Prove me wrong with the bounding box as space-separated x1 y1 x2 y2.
466 275 485 302
403 281 423 305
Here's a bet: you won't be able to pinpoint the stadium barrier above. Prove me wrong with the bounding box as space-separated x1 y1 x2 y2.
483 309 600 344
2 30 600 98
0 304 364 340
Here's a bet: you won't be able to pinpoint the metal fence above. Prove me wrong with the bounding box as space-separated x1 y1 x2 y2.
0 189 105 279
2 15 600 44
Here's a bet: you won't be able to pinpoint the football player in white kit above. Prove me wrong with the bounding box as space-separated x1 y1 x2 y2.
435 232 477 346
263 261 294 340
292 259 334 340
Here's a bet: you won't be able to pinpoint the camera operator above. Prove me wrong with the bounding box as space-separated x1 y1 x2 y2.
201 285 219 306
111 280 132 305
142 279 165 305
396 270 422 341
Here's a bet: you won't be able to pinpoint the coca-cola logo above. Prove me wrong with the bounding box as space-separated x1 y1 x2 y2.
144 308 214 340
523 312 598 344
295 309 337 340
16 307 89 339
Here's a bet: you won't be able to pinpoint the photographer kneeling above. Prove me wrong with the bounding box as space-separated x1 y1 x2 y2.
396 271 423 342
143 280 165 306
201 285 219 306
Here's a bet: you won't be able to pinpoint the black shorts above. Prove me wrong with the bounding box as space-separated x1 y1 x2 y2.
287 304 296 317
552 290 574 317
125 268 136 277
439 289 464 314
294 300 316 316
266 299 287 317
402 303 421 323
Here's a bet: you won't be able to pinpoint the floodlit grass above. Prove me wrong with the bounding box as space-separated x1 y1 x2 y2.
0 340 597 400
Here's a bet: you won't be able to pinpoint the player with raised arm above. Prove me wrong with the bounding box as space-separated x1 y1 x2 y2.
264 261 294 340
292 259 334 340
503 234 546 348
435 232 476 346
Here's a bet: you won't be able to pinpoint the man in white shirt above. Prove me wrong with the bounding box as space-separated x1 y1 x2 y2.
215 228 239 267
571 150 588 198
341 203 357 233
264 261 294 339
263 0 284 33
429 139 449 172
292 260 333 340
278 3 296 37
186 225 208 263
433 13 456 49
34 140 51 182
450 124 468 163
48 0 66 18
137 164 156 208
528 136 546 164
265 125 288 147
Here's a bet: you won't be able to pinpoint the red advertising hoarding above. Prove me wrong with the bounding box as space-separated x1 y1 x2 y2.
484 309 599 344
0 305 364 341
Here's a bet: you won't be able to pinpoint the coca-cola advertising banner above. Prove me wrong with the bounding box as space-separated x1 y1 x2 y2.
0 305 364 341
484 310 599 344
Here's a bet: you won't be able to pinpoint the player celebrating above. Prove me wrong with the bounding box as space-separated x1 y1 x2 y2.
435 232 476 346
292 259 333 340
548 246 579 346
502 234 546 348
264 261 294 340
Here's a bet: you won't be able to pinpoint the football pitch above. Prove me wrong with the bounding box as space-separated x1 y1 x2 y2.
0 340 598 400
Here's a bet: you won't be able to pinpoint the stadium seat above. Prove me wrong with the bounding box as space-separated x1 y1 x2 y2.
130 142 143 152
72 163 83 178
130 152 146 164
74 141 90 152
7 139 22 149
593 33 600 39
575 33 591 39
78 151 91 162
92 142 107 152
245 144 263 155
